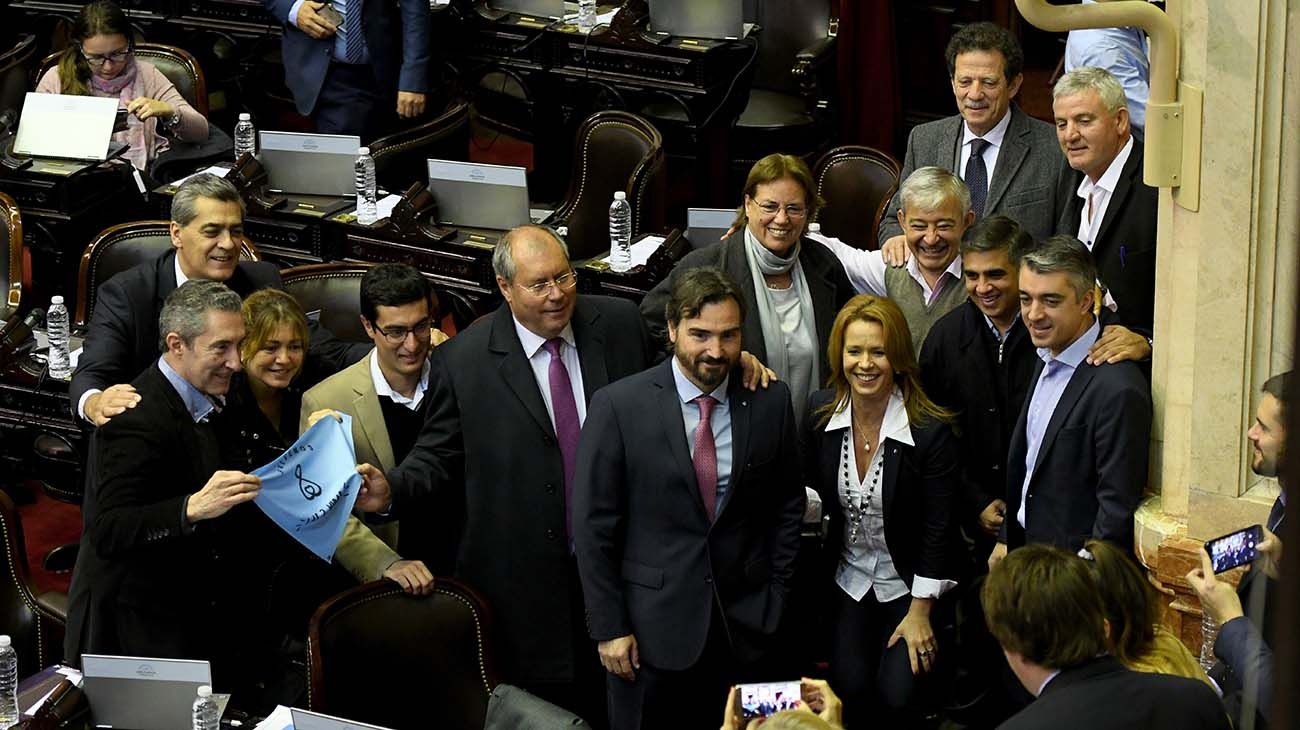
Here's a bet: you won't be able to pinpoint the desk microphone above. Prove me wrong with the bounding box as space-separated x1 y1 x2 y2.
0 109 16 135
0 307 42 368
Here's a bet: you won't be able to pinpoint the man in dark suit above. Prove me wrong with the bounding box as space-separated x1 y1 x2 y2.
984 545 1231 730
70 173 363 427
990 236 1151 567
262 0 430 137
64 281 264 685
1052 66 1158 361
351 225 653 722
573 267 804 730
879 22 1064 247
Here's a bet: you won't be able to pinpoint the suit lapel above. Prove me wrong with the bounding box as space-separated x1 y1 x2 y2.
880 439 904 521
943 115 964 171
350 364 396 471
653 362 705 515
1092 139 1142 257
488 304 557 440
572 298 610 403
1031 362 1097 476
715 383 750 521
985 108 1030 214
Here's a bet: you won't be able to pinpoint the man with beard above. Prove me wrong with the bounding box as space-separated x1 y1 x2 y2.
571 267 804 729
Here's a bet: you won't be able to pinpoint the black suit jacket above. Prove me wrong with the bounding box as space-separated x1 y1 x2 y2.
70 249 364 418
999 657 1230 730
802 389 958 591
1001 337 1152 553
385 295 653 683
1054 137 1158 333
573 360 804 671
639 235 855 384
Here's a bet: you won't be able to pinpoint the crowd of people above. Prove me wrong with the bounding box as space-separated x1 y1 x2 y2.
39 3 1289 729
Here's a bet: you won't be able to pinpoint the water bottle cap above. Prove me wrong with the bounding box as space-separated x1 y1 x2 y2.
197 685 212 697
358 146 370 156
238 113 250 121
613 191 626 200
0 635 9 648
50 295 64 305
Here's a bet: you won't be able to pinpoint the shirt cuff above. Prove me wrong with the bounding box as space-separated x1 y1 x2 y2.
288 0 306 27
78 388 102 424
911 575 957 599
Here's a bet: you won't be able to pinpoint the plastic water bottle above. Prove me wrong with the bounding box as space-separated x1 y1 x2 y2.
577 0 597 32
1198 609 1219 673
354 146 378 225
0 635 17 729
233 112 256 162
192 685 219 730
46 295 70 381
608 191 632 273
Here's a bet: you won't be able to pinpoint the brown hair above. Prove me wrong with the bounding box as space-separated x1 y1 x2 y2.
1084 540 1157 666
982 544 1108 668
239 289 309 381
732 153 823 232
664 266 746 328
813 295 952 429
57 1 132 97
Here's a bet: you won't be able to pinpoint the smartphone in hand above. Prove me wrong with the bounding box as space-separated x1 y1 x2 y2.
737 681 803 721
1204 524 1263 574
318 3 343 30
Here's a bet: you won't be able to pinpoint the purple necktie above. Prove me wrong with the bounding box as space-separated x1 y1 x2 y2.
544 338 581 542
692 395 718 521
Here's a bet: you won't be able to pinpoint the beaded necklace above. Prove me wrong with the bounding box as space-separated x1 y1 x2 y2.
841 430 883 545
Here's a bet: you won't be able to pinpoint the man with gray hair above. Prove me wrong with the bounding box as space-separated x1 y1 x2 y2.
1052 65 1158 363
71 173 364 426
816 166 974 352
988 235 1151 569
65 280 266 686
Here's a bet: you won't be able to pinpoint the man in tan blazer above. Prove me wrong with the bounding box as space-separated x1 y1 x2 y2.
302 264 442 594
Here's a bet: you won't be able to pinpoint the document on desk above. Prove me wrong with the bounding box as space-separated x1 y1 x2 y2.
600 235 664 268
252 413 362 562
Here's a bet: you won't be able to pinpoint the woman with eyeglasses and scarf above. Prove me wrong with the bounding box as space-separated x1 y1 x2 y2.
36 0 207 171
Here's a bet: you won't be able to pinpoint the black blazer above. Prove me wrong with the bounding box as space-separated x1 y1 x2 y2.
1001 344 1152 553
385 295 653 683
802 389 958 591
639 234 855 383
1054 136 1158 333
573 359 804 671
920 301 1037 527
1000 656 1231 730
70 250 365 418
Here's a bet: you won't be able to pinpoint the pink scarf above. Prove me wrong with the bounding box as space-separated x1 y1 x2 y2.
89 58 148 170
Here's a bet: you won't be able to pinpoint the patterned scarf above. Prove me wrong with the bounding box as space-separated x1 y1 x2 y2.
89 58 147 170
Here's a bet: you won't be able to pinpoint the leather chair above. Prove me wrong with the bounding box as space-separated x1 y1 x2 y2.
0 34 36 117
75 220 259 330
281 262 478 341
35 42 207 116
544 111 667 261
0 191 24 322
0 489 67 678
370 99 471 194
813 145 902 250
308 578 498 730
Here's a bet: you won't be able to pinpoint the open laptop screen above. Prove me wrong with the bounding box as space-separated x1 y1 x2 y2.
426 159 530 230
260 130 361 197
81 654 211 730
13 92 118 161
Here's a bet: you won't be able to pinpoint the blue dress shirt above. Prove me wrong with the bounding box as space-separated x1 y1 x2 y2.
157 356 216 423
288 0 371 65
1065 0 1149 130
671 358 733 511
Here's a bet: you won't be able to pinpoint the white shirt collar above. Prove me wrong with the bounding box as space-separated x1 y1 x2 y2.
671 356 729 406
174 253 189 288
512 315 576 359
1037 669 1062 696
368 349 430 410
962 108 1012 150
1076 134 1134 198
906 252 964 287
823 387 915 447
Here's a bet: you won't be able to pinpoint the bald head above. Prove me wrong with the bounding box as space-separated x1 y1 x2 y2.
493 224 570 282
493 224 578 339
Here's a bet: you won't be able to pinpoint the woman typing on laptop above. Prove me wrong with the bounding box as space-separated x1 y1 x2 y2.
35 0 207 171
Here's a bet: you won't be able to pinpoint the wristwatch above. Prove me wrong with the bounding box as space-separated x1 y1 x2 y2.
164 109 181 129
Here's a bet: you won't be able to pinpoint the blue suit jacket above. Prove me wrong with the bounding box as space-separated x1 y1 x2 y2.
263 0 431 116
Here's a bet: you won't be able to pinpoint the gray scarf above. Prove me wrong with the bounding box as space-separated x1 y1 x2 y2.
742 227 818 406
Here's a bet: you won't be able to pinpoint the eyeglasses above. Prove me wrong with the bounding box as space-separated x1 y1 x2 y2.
518 270 578 298
374 319 434 344
80 46 132 67
753 201 808 219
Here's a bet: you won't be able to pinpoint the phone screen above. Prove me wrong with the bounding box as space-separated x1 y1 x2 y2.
1205 524 1263 573
738 681 803 720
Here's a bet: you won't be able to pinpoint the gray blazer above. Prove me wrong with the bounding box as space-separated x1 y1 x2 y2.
878 106 1065 244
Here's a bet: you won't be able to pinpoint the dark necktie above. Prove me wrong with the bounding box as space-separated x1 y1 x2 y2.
966 137 990 218
691 395 718 521
343 0 366 63
544 338 581 542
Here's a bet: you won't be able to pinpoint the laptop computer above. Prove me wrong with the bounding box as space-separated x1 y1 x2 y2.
13 92 125 162
686 207 736 248
260 130 361 197
426 159 530 230
649 0 744 40
290 708 395 730
81 654 211 730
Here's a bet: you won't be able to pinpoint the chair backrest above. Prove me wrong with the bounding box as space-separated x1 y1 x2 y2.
75 220 259 329
0 489 61 678
549 111 666 261
370 99 471 194
308 579 497 730
0 191 23 320
814 145 902 251
0 34 36 118
752 0 833 95
34 42 207 116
